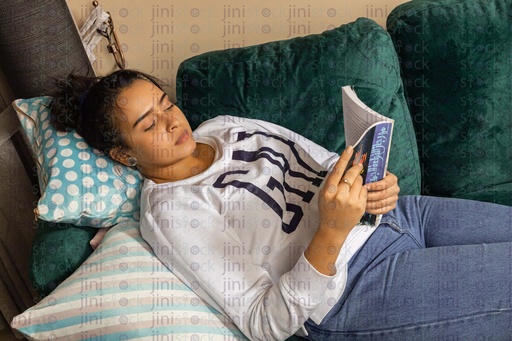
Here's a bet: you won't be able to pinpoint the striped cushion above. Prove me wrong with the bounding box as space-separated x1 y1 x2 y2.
11 220 247 340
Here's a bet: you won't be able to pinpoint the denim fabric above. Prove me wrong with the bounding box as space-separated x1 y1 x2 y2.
305 195 512 340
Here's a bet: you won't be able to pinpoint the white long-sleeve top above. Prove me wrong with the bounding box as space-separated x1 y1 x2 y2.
140 116 376 340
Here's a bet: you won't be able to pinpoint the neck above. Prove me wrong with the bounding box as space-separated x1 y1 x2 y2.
143 143 215 183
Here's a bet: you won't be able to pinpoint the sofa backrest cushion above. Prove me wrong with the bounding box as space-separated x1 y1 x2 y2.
176 18 421 195
388 0 512 205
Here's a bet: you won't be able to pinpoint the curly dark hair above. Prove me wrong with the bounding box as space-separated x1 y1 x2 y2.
49 69 166 158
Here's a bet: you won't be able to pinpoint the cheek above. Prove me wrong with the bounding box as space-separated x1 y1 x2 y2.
117 121 137 149
133 135 196 162
125 134 154 158
135 140 174 160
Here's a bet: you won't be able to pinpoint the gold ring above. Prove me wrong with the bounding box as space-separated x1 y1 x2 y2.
342 178 352 188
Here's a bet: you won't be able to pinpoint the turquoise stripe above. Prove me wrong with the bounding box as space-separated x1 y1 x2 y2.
56 228 176 292
20 303 241 336
19 324 248 340
47 280 195 309
83 325 249 340
54 251 170 292
58 248 163 278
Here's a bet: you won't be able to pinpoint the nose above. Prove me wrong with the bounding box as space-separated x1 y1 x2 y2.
165 112 180 133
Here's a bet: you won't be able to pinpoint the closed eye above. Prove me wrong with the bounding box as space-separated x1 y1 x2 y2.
144 120 156 132
165 103 174 112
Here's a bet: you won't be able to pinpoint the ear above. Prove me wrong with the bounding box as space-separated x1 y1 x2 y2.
109 146 132 167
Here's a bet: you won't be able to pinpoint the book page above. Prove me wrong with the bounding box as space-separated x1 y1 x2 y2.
342 86 393 147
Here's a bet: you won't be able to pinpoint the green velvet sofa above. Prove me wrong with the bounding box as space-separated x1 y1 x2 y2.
387 0 512 206
177 0 512 209
23 0 512 339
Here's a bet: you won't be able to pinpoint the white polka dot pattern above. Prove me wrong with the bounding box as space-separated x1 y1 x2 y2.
13 97 143 227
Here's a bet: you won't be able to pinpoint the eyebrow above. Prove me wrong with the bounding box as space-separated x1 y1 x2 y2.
133 92 167 128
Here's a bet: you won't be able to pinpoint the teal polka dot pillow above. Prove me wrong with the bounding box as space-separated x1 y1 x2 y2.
13 97 143 227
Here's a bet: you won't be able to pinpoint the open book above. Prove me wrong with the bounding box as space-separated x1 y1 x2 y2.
342 86 394 227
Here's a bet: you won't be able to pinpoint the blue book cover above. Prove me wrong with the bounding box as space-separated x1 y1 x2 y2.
342 86 394 227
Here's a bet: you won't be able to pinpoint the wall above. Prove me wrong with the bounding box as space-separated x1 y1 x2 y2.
67 0 407 101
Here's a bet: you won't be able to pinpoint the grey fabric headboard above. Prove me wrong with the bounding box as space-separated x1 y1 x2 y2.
0 0 92 189
0 1 94 329
0 0 92 98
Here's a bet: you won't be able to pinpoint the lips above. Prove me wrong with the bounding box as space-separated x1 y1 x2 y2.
176 130 190 145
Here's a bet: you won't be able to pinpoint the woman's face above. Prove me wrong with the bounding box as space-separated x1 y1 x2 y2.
114 79 197 175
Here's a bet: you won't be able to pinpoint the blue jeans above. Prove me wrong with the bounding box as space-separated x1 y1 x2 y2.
304 195 512 340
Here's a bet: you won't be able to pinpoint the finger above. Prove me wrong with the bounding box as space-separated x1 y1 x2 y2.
340 175 365 203
367 185 400 202
367 172 397 192
347 173 363 192
367 179 387 193
325 146 354 189
340 163 364 190
343 175 367 212
366 200 397 215
357 177 368 200
366 191 398 210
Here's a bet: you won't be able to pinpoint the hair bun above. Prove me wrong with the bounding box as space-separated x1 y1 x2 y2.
50 74 97 132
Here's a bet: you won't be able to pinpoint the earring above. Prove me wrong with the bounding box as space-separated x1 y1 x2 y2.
127 156 138 167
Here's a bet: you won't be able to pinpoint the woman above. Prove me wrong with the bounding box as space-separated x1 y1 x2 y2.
51 69 512 340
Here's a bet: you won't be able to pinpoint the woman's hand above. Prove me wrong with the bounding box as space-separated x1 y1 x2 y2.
366 171 400 215
305 146 368 276
318 146 368 234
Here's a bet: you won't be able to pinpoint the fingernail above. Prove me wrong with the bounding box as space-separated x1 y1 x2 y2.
347 145 353 154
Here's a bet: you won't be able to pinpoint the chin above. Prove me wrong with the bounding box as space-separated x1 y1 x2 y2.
189 139 197 150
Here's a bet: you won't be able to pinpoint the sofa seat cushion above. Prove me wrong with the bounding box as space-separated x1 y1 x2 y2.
387 0 512 205
177 18 421 195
